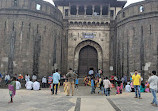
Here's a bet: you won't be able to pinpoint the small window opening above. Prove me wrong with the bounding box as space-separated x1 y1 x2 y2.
65 9 68 16
14 0 17 6
102 6 108 15
122 12 125 18
36 4 41 10
110 10 114 17
94 6 100 16
78 6 84 15
150 25 152 35
70 6 77 15
139 5 144 12
86 6 92 15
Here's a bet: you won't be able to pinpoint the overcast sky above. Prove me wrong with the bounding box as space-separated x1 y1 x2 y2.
44 0 145 7
124 0 144 7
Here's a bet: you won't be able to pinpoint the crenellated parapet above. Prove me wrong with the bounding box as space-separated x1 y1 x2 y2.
0 0 63 24
117 0 158 25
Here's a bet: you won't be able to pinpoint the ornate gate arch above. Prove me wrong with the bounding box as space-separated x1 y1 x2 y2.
74 40 103 74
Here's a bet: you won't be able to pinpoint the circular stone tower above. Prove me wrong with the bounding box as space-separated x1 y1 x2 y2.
0 0 63 78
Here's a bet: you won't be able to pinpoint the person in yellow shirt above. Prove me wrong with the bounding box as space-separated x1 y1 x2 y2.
132 70 142 99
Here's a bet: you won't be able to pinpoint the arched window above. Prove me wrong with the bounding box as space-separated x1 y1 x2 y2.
79 22 82 25
83 22 87 25
92 22 95 25
88 22 91 25
70 21 73 25
139 5 144 12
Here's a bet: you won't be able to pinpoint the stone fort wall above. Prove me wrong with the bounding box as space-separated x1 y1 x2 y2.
0 0 64 78
114 0 158 80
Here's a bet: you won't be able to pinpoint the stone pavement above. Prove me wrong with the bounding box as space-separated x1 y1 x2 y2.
108 92 158 111
0 86 158 111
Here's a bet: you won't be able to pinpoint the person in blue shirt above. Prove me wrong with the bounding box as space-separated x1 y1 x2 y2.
0 73 2 83
75 77 79 90
52 69 60 95
91 77 95 94
140 83 145 92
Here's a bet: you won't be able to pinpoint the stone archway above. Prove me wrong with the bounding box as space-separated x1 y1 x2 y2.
74 40 103 74
78 45 98 77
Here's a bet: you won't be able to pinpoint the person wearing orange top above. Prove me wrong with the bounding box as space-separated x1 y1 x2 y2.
18 74 23 80
145 81 150 93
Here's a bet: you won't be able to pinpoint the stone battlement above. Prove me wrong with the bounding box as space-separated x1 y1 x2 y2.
117 0 158 23
0 0 63 23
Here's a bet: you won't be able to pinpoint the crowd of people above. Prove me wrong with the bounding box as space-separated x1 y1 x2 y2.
6 76 41 103
0 73 41 103
0 68 158 107
83 68 124 95
0 68 78 103
82 69 158 107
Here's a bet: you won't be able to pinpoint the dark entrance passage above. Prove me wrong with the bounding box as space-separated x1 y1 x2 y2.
78 45 98 77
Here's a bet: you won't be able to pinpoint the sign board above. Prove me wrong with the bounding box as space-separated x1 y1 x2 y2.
82 33 96 39
110 66 113 71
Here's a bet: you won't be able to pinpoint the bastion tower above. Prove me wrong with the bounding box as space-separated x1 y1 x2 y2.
0 0 63 78
54 0 126 77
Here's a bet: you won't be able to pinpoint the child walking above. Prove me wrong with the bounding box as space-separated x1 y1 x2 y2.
145 81 150 93
98 79 104 94
91 77 95 94
63 79 68 94
75 77 79 90
8 77 16 103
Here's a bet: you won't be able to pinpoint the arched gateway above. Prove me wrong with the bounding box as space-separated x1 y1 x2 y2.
74 40 103 77
79 46 98 77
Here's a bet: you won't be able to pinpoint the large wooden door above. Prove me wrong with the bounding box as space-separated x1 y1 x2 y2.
78 45 98 77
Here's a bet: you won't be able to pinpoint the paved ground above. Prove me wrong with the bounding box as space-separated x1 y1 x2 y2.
108 92 158 111
0 86 158 111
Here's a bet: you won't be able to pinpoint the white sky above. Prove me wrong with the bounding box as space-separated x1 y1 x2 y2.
124 0 144 7
44 0 145 7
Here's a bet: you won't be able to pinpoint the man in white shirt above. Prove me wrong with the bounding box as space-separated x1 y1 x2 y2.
42 76 47 88
103 77 111 96
25 80 33 90
33 80 40 91
148 71 158 107
25 74 30 82
32 74 37 81
16 79 21 90
5 74 10 84
125 82 131 92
